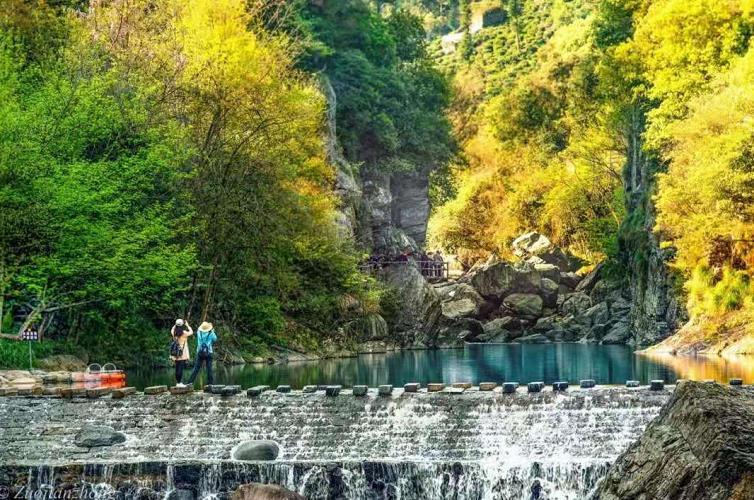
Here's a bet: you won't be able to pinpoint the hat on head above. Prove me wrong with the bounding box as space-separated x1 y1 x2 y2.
175 319 184 326
199 321 213 332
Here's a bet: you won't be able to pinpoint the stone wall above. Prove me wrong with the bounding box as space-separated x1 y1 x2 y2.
0 389 668 466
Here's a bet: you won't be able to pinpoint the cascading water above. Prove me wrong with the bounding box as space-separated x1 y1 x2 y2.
0 388 670 499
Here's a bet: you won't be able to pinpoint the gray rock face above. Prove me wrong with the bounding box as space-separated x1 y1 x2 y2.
515 333 550 344
601 322 632 344
167 490 195 500
512 232 581 272
381 265 441 347
469 261 542 300
433 318 485 347
440 284 491 320
391 172 430 248
233 440 280 461
478 317 523 342
74 424 126 448
561 293 592 317
594 382 754 500
350 314 389 343
232 483 305 500
503 294 543 319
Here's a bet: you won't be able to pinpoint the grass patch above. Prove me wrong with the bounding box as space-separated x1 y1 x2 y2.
0 339 54 369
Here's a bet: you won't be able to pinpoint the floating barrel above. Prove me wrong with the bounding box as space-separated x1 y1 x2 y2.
84 364 103 382
730 379 743 386
352 385 368 397
325 385 341 397
552 381 569 391
650 380 665 391
580 379 596 389
625 380 640 388
101 363 126 382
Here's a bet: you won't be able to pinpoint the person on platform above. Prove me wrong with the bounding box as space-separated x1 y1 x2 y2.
170 319 193 387
187 321 218 387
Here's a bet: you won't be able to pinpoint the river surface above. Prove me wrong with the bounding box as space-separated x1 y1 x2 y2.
124 343 754 390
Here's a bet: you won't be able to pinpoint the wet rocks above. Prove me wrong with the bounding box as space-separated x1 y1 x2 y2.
75 424 126 447
512 232 581 272
233 441 280 461
594 381 754 500
231 483 304 500
167 490 195 500
503 293 543 319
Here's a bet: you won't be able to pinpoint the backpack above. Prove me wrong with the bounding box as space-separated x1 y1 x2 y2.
169 338 183 358
198 331 211 358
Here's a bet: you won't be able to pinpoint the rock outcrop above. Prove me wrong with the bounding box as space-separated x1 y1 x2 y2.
232 484 304 500
428 233 635 346
74 424 126 448
233 440 280 461
380 265 441 347
594 381 754 500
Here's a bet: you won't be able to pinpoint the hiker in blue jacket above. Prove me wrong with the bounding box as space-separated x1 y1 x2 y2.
187 321 217 386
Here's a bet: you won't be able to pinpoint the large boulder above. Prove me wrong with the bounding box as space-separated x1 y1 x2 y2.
432 318 485 347
594 381 754 500
502 294 543 319
534 264 560 284
601 321 632 344
75 425 126 447
560 292 592 317
350 314 389 343
559 272 581 290
381 265 441 346
539 278 559 308
468 261 542 300
512 232 581 272
232 484 305 500
440 284 493 320
575 261 604 294
233 440 280 461
478 317 523 342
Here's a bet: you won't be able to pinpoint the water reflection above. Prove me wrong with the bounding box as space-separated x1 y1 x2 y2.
124 344 754 390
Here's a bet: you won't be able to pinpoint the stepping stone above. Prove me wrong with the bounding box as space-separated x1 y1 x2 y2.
452 382 472 389
86 387 112 399
247 386 269 397
650 380 665 391
448 387 465 394
61 388 86 399
170 385 193 395
276 385 291 393
144 385 168 395
552 381 569 392
302 385 317 393
580 379 596 389
205 384 225 393
325 385 341 397
427 383 445 392
527 382 544 393
317 385 329 391
502 382 518 394
112 387 136 399
378 385 393 396
220 385 240 397
17 387 41 396
479 382 497 391
0 387 19 396
730 379 743 386
403 383 421 393
625 380 640 388
42 387 61 397
352 385 368 397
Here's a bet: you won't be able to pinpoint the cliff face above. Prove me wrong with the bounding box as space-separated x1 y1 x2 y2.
322 76 432 253
620 108 687 345
594 381 754 500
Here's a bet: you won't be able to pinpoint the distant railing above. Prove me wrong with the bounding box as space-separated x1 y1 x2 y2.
359 260 450 280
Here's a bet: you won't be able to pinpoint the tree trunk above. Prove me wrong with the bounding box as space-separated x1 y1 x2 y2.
201 254 220 323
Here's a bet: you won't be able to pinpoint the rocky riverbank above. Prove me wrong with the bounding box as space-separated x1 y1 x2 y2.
376 232 642 349
593 381 754 500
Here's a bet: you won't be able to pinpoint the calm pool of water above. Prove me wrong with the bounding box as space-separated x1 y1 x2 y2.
124 343 754 390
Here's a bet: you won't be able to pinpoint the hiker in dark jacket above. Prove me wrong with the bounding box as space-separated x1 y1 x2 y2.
187 321 218 386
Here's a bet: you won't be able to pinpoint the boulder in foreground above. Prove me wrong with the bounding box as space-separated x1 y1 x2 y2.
233 440 280 461
593 381 754 500
231 484 304 500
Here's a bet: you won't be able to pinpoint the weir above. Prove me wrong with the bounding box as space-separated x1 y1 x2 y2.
0 387 670 499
